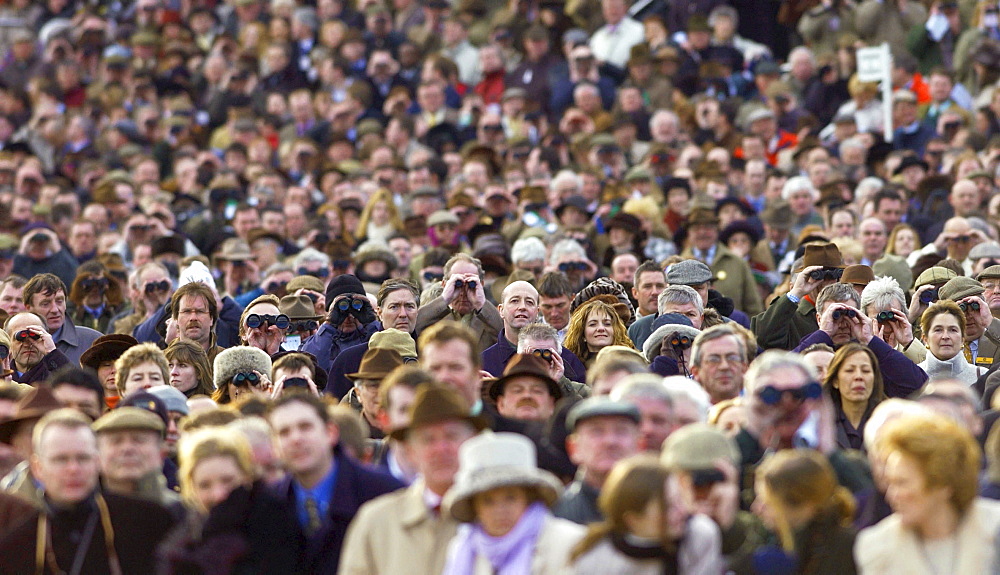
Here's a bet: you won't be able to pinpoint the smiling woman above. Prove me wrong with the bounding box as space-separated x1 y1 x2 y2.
564 299 636 369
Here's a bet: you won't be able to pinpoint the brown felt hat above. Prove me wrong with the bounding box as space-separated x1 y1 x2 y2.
80 334 139 371
347 348 405 380
797 243 844 271
488 353 562 402
0 387 61 444
841 264 874 287
389 384 489 441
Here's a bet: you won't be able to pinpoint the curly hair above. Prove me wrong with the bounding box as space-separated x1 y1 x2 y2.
114 342 170 396
563 299 635 365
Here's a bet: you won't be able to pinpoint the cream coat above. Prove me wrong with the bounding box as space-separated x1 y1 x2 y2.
855 498 1000 574
338 479 459 575
442 514 585 575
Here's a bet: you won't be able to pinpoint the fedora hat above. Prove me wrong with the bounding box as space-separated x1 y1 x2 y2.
369 328 417 359
0 386 62 444
279 294 324 321
761 200 794 230
893 155 929 176
797 243 844 271
442 432 563 523
215 237 254 262
687 207 720 227
389 383 489 440
488 353 562 402
841 264 874 287
347 348 404 380
80 334 139 371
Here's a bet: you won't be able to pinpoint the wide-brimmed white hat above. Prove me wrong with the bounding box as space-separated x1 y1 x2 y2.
644 323 701 363
443 432 563 523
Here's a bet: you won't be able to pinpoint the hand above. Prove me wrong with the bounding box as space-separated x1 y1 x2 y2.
934 230 955 251
961 296 992 332
441 274 464 305
692 459 740 530
818 302 849 336
467 274 487 311
164 317 178 344
789 266 826 299
970 229 989 246
271 374 320 398
547 351 565 382
874 318 894 348
33 327 56 355
908 285 934 323
887 309 914 347
849 308 874 344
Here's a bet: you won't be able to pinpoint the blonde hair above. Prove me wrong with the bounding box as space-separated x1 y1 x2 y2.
563 300 635 364
114 342 170 396
178 427 255 513
355 188 403 241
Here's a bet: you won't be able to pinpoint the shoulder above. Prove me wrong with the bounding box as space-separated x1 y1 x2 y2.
342 455 406 495
542 515 587 540
855 513 903 559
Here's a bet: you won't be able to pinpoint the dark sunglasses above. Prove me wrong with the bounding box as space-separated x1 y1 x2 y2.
335 298 366 312
298 267 331 278
145 280 171 294
14 330 40 342
290 320 319 332
232 372 260 387
81 277 109 291
559 261 589 272
246 313 290 329
531 348 554 363
266 280 289 292
757 381 823 406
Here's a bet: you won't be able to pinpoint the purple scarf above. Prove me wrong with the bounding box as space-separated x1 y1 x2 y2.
442 501 550 575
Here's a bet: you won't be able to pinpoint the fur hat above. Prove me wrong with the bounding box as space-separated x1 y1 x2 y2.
644 322 700 363
214 346 272 389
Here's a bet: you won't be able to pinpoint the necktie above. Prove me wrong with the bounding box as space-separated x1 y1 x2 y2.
305 496 322 534
964 345 973 363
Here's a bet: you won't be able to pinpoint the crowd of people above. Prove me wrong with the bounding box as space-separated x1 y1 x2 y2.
3 0 1000 572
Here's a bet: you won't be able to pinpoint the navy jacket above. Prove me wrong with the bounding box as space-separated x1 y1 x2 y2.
133 296 243 349
270 451 404 575
324 322 389 399
301 322 379 375
792 332 928 398
480 330 587 382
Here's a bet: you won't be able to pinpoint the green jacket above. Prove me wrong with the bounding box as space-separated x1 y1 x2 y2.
750 294 820 351
682 244 763 316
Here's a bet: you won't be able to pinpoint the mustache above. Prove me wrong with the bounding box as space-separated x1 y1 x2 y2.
516 397 539 408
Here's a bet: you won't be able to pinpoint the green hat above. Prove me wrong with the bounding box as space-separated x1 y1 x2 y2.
131 30 160 47
92 407 165 435
978 265 1000 282
286 275 326 295
661 423 739 471
872 255 914 292
357 118 384 138
589 133 617 149
914 266 957 288
0 234 17 251
624 166 652 182
939 276 985 302
567 397 640 431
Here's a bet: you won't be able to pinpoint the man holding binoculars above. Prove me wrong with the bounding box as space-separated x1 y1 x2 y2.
5 312 67 384
415 254 503 354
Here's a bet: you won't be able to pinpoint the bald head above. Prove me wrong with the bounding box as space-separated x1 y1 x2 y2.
950 180 979 217
499 281 540 339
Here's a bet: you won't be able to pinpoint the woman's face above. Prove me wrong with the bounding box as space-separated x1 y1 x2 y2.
584 310 614 352
893 229 916 256
169 358 199 393
191 454 250 512
98 361 117 396
123 360 166 395
752 479 816 531
834 351 875 405
726 232 752 258
884 451 951 530
608 227 633 248
473 486 531 537
926 313 963 360
371 200 390 226
667 189 690 215
624 497 664 539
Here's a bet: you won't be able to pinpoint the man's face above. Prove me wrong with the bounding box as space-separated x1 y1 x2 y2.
97 429 163 485
633 271 666 316
496 377 555 421
689 224 718 252
421 338 480 407
951 182 979 217
569 415 640 480
830 212 855 238
404 420 476 493
176 294 214 346
610 255 639 285
52 385 102 421
498 284 539 333
661 301 703 329
139 267 173 310
387 237 412 269
377 289 418 334
749 366 818 449
28 289 67 333
901 166 925 192
859 221 887 260
0 283 24 313
354 379 381 421
875 198 904 230
539 295 572 331
32 425 100 506
822 301 857 345
385 385 417 431
691 335 746 404
69 222 97 256
444 261 481 316
631 397 674 452
787 190 814 217
269 401 337 480
8 314 48 371
982 278 1000 312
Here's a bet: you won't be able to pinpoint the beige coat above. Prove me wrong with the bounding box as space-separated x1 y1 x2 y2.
338 479 459 575
855 498 1000 574
443 514 585 575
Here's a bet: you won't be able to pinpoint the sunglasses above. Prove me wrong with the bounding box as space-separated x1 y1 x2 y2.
558 261 590 272
960 301 982 312
298 267 331 278
832 308 857 320
290 320 319 332
232 372 260 387
246 313 290 329
81 277 109 291
335 297 366 312
758 381 823 406
808 268 844 281
266 280 289 292
531 348 554 363
145 280 171 294
454 279 477 289
14 330 40 342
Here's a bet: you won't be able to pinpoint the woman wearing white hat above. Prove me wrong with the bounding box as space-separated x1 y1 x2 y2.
441 432 585 575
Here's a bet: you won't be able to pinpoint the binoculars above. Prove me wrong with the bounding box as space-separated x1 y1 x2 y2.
454 279 478 290
246 314 291 330
14 330 40 342
145 280 171 294
919 288 939 305
832 309 857 320
875 311 896 323
808 268 844 281
232 372 260 387
960 301 982 312
757 381 823 406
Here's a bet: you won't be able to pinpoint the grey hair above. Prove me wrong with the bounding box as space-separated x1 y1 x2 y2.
838 137 866 158
611 374 673 406
860 276 905 316
657 284 703 315
549 239 587 266
550 170 582 194
661 376 711 422
511 237 547 265
293 247 330 268
443 253 485 281
781 175 817 201
517 323 562 354
743 350 817 394
708 4 738 27
690 324 747 367
816 282 861 315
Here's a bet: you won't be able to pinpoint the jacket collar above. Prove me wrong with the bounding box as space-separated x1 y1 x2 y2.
54 316 80 347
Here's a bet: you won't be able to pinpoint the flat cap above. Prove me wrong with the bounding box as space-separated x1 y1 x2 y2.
939 276 985 302
661 423 739 470
978 265 1000 281
666 259 713 285
970 241 1000 261
427 210 459 227
566 397 640 432
148 386 190 415
92 406 165 435
914 266 957 287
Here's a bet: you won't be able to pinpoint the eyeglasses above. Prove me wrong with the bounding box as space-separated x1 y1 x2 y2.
558 261 589 272
81 277 109 291
266 280 289 292
757 381 823 406
232 372 260 387
808 268 844 281
290 320 319 332
297 267 330 278
875 310 896 323
702 353 743 366
960 301 982 312
145 280 171 294
14 330 40 342
454 279 477 290
531 348 554 363
832 308 857 320
335 297 366 312
245 313 290 329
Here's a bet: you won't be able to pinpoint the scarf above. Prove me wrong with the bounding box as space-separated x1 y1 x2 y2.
918 352 981 386
442 501 549 575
